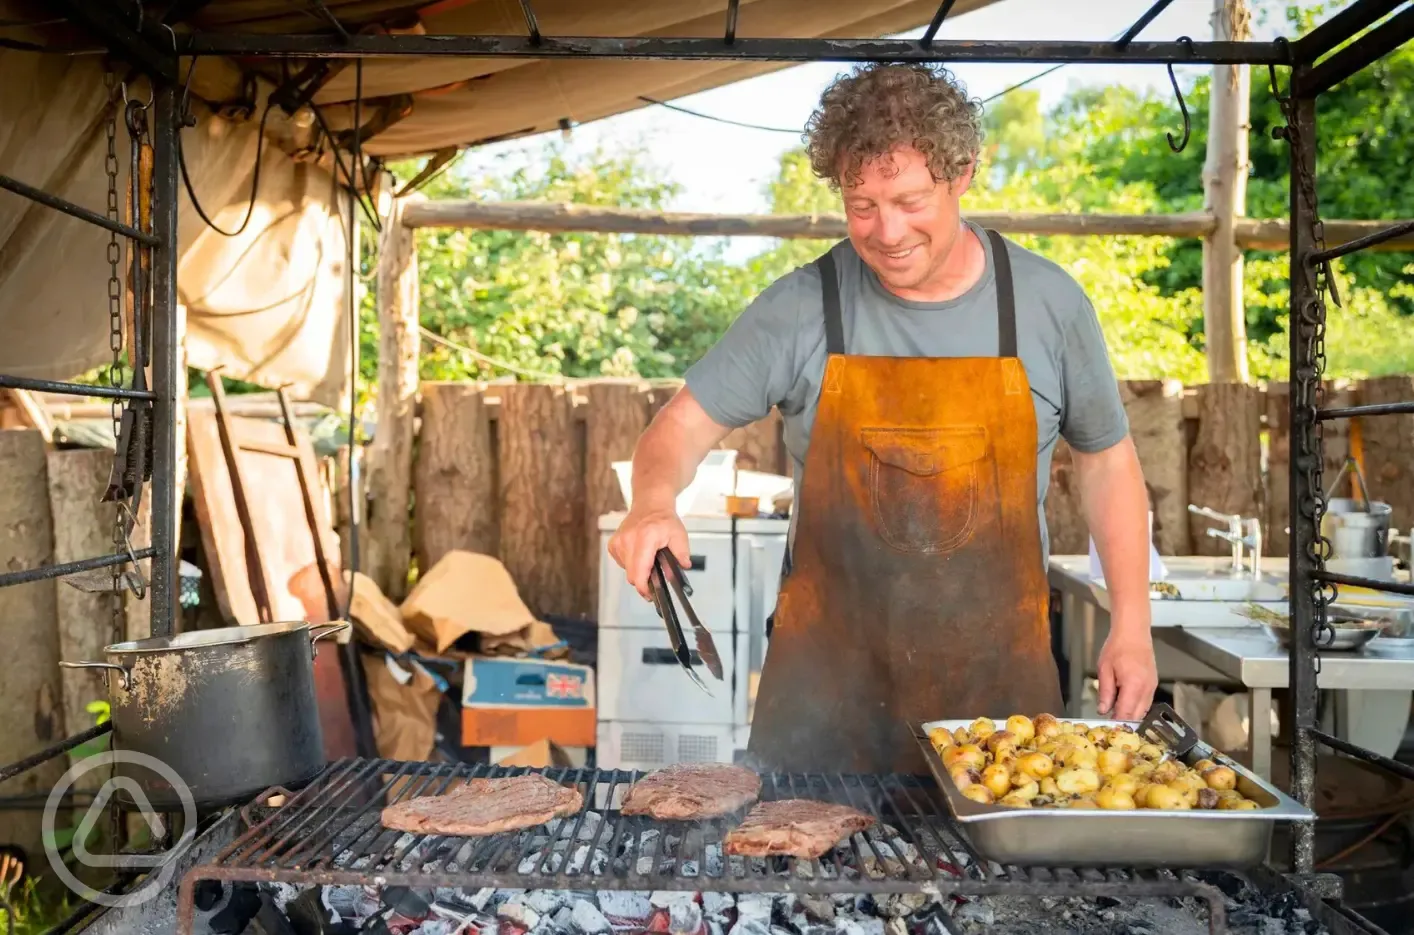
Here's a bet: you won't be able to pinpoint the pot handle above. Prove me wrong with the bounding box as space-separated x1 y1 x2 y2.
308 621 351 645
60 661 131 690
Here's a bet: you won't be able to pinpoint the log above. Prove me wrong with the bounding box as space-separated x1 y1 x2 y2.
1201 0 1252 382
399 199 1414 253
124 491 154 642
1188 383 1264 555
414 382 497 575
0 430 65 855
1264 382 1292 558
45 449 122 782
721 410 786 476
1356 376 1414 532
364 196 421 601
497 383 585 618
1120 380 1191 554
1044 439 1088 556
583 380 651 615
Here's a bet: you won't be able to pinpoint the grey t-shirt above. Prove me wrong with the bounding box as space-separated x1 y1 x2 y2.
683 221 1129 565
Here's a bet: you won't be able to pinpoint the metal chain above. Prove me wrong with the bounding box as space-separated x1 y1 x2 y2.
103 68 127 651
1278 95 1337 676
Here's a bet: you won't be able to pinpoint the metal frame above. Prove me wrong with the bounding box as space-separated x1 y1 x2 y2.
0 0 1410 921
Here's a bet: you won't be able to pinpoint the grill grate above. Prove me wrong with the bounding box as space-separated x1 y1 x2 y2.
177 759 1232 933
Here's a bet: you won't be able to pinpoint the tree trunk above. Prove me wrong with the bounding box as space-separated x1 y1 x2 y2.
1188 382 1263 555
584 380 651 614
364 197 420 600
1358 376 1414 533
498 383 584 618
1120 380 1191 554
1202 0 1253 383
0 430 65 856
414 381 497 575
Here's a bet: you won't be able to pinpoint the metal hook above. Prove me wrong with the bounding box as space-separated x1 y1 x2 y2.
1268 37 1292 103
1165 37 1194 153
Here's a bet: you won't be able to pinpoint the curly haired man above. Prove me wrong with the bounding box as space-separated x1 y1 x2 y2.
608 64 1156 772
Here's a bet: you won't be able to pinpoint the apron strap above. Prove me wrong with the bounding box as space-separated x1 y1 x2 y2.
984 228 1018 359
817 250 846 356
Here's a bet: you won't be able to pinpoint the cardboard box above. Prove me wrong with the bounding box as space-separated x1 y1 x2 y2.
461 656 596 747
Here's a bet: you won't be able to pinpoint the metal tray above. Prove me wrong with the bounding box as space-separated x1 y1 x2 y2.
914 715 1313 869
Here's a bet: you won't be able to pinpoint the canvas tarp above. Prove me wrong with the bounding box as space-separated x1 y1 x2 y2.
0 53 353 405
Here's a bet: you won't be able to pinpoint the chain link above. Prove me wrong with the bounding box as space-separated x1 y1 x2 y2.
1278 96 1337 677
103 68 127 651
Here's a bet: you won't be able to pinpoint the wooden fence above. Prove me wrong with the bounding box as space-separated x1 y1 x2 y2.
402 376 1414 622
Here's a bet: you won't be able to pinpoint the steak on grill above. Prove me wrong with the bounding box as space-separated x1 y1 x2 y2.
621 763 762 820
380 773 583 835
723 799 876 859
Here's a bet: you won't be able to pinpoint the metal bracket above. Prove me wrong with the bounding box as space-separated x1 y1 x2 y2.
55 0 177 83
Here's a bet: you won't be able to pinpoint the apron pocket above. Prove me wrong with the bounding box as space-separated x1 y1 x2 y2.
860 426 989 554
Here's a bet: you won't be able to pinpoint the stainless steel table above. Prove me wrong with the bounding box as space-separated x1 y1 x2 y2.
1155 627 1414 780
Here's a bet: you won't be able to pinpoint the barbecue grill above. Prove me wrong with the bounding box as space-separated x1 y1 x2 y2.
171 759 1252 934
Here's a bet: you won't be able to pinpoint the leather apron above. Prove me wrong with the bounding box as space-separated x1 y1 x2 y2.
747 229 1064 775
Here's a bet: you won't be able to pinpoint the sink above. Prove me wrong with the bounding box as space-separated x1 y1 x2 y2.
1157 576 1287 602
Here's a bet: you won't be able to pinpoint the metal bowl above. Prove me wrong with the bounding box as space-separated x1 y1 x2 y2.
1261 616 1385 652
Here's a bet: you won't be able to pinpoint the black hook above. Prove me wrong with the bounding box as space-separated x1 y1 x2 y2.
1166 37 1194 153
1268 37 1293 103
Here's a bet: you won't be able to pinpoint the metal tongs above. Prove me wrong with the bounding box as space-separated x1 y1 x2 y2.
647 548 723 695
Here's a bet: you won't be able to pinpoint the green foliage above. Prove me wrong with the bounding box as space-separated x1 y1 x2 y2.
393 2 1414 385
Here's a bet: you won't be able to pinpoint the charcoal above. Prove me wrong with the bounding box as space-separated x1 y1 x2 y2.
704 845 725 876
211 883 263 935
267 883 305 914
670 901 704 934
413 922 453 935
709 923 726 935
322 886 364 921
498 898 541 929
797 896 834 922
599 890 653 924
701 892 734 921
466 888 497 912
835 921 884 935
246 893 298 935
287 889 340 935
652 892 698 909
951 902 994 927
727 921 770 935
737 896 773 921
572 899 613 934
382 887 432 918
883 918 906 935
194 880 225 912
525 890 567 916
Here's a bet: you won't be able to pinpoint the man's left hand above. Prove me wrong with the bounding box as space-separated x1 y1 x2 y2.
1096 626 1158 721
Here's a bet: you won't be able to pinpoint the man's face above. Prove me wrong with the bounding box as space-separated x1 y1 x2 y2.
840 146 973 296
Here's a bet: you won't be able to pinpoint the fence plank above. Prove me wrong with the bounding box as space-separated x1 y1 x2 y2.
498 383 585 618
1122 380 1191 554
1188 382 1263 555
584 381 651 616
0 430 64 856
1264 382 1291 557
1045 439 1088 556
415 382 497 576
1358 376 1414 531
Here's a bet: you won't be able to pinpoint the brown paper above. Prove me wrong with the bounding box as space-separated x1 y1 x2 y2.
495 739 573 768
481 619 569 659
362 653 441 762
400 551 539 653
289 562 416 653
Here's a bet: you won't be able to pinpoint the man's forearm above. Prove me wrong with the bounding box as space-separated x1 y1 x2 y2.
1073 437 1152 634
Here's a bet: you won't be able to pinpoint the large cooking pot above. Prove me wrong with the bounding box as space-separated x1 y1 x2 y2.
62 620 348 809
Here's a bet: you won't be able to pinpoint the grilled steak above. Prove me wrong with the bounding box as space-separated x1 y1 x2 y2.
380 773 583 835
724 799 875 859
621 763 762 820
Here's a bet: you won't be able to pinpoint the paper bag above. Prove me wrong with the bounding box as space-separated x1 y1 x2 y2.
362 653 441 762
289 561 416 653
400 551 540 654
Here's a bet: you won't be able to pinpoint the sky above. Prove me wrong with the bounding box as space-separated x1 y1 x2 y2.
451 1 1314 256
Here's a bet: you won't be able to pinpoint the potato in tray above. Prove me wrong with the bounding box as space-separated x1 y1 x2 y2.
927 713 1264 812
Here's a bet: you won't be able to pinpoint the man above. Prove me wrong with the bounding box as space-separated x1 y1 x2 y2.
608 63 1156 773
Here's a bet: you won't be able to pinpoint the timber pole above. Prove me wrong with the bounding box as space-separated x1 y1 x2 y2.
364 183 421 601
1202 0 1253 383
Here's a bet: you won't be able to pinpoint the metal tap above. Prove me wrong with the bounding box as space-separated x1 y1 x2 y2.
1193 508 1264 580
1189 504 1244 573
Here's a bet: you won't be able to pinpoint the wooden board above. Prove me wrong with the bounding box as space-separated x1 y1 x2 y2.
1358 376 1414 531
414 381 497 575
1044 438 1088 556
1188 382 1263 556
497 383 584 619
0 429 65 855
583 380 650 612
187 406 341 625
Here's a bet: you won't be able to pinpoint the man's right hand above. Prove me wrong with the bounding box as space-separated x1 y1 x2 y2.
607 504 691 600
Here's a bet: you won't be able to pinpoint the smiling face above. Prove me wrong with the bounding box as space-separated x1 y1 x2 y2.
840 145 974 300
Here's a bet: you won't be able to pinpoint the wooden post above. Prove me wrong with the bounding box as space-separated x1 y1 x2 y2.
584 380 652 613
1202 0 1253 383
365 193 420 601
414 382 498 573
0 430 65 856
1188 382 1263 554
